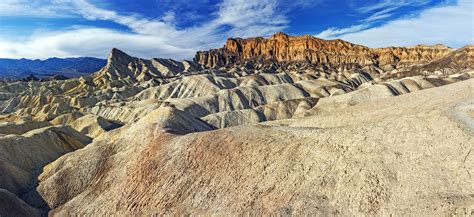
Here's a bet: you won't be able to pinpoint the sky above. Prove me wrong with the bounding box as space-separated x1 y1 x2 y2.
0 0 472 60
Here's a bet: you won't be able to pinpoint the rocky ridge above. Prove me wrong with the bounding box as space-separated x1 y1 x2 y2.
195 32 455 70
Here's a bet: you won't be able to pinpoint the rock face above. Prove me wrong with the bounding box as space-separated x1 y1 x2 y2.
195 32 454 69
373 44 454 67
419 45 474 72
0 32 473 216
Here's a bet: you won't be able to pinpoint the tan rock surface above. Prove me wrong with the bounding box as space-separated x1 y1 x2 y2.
36 79 473 216
69 114 122 138
0 120 51 135
0 125 91 216
49 112 84 125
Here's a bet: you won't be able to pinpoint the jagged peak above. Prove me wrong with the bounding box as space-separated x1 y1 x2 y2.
110 48 129 56
271 32 290 40
108 48 133 64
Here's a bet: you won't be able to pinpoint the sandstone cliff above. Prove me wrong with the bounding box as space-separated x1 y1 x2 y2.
195 32 455 69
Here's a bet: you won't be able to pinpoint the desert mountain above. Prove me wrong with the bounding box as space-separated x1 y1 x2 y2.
0 32 473 216
0 57 106 79
90 48 201 85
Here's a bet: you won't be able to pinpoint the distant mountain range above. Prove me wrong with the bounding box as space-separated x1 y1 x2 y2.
0 57 106 79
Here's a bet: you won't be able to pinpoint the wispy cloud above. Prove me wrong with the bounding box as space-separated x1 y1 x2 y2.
362 7 399 22
316 24 370 39
362 0 430 22
357 0 429 13
0 0 293 59
316 0 434 39
316 0 473 48
0 0 76 18
0 28 195 60
215 0 289 37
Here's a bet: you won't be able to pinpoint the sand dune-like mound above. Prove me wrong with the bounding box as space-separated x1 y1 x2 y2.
0 126 91 214
69 114 122 138
0 120 51 135
49 112 85 125
0 189 41 216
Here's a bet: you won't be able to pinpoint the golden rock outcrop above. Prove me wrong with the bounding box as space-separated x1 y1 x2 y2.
195 32 454 69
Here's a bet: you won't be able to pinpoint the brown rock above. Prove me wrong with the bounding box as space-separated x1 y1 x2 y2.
195 32 454 69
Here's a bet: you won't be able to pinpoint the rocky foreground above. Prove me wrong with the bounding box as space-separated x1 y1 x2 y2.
0 33 473 216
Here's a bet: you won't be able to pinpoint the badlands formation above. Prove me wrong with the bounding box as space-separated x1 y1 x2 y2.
0 32 473 216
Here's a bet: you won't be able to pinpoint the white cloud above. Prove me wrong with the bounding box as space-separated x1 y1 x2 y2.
316 24 370 39
0 28 195 60
0 0 75 18
316 0 433 38
316 0 473 48
362 7 399 22
161 11 176 24
0 0 290 60
357 0 431 23
215 0 288 37
357 0 429 13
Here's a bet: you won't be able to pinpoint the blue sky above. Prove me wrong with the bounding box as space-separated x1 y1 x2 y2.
0 0 472 60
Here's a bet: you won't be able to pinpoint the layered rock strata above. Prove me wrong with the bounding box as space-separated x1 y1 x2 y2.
195 32 455 69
